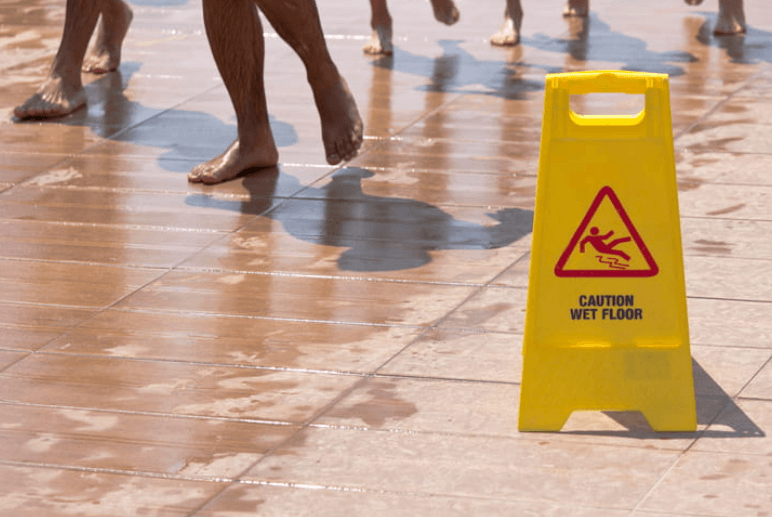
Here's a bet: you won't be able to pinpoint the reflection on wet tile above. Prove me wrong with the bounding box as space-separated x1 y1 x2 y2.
117 270 477 326
0 464 225 517
0 354 360 424
439 285 528 333
678 184 772 221
198 483 630 517
184 200 532 283
0 219 223 267
0 259 162 308
379 328 522 383
0 350 26 370
0 184 256 231
43 309 422 374
0 403 297 478
244 427 679 509
317 376 519 435
676 151 772 187
0 152 69 184
677 123 772 154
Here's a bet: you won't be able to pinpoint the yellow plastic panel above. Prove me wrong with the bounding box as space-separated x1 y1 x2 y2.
519 71 696 432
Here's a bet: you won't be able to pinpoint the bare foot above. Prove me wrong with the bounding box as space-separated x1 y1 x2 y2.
714 5 746 34
313 77 363 165
431 0 460 25
490 18 521 46
563 0 589 17
82 1 134 73
363 25 393 55
14 75 87 119
188 139 279 184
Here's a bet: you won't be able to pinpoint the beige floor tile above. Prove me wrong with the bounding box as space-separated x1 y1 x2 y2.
244 427 679 509
692 346 772 397
0 302 94 333
680 217 772 260
42 309 422 374
0 259 162 308
0 464 225 517
0 122 105 155
0 219 223 267
438 285 528 333
0 152 69 184
378 328 522 383
639 451 772 516
0 350 25 370
678 183 772 221
677 123 772 155
687 297 772 349
684 256 772 301
0 184 256 232
116 270 477 326
0 403 298 478
317 376 519 435
195 483 630 517
739 358 772 400
312 164 537 209
693 399 772 454
0 354 360 424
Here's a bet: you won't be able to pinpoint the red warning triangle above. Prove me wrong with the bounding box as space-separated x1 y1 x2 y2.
555 186 658 278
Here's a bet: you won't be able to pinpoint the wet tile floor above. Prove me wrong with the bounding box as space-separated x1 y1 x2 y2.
1 0 772 515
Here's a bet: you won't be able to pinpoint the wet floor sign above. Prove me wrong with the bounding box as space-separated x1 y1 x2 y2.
519 71 696 432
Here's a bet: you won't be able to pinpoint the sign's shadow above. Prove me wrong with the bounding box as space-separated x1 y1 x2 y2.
563 359 764 439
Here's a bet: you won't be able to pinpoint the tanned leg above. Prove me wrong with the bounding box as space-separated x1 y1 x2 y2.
83 0 133 73
563 0 589 17
188 0 279 184
257 0 363 166
363 0 394 55
490 0 524 46
14 0 100 119
429 0 460 25
714 0 746 34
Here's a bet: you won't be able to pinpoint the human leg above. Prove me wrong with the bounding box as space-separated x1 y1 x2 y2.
14 0 132 119
563 0 589 17
490 0 524 46
714 0 746 34
363 0 394 55
14 0 100 119
256 0 363 165
188 0 279 184
430 0 459 25
82 0 134 73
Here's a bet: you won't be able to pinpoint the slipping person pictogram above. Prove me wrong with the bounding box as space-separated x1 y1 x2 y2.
580 226 632 264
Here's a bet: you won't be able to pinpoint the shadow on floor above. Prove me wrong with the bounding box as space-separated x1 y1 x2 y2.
13 62 297 172
564 359 764 439
693 13 772 65
186 166 534 272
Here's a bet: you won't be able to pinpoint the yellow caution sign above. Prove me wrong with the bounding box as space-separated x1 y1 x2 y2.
519 71 696 432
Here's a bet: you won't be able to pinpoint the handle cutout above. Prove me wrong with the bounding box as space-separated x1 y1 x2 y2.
567 92 646 127
570 92 646 117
